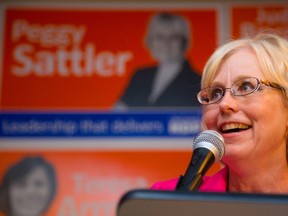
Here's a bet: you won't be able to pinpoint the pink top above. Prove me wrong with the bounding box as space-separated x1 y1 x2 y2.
151 166 228 192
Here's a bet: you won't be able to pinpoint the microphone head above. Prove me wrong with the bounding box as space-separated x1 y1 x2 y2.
192 130 225 162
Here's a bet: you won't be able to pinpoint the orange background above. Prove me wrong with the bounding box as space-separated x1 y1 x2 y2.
1 8 217 110
0 151 222 216
231 5 288 38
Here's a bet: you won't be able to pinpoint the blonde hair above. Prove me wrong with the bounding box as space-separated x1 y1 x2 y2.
201 32 288 105
201 32 288 161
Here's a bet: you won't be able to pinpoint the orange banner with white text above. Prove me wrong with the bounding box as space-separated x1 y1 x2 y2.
231 4 288 38
1 7 217 110
0 151 222 216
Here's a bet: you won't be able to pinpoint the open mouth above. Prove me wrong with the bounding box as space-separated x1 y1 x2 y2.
221 123 251 134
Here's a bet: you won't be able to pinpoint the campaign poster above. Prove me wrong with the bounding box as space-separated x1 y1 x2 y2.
0 3 218 110
0 151 223 216
231 3 288 38
0 3 221 216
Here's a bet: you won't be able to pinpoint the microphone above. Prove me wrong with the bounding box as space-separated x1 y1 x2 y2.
175 130 225 192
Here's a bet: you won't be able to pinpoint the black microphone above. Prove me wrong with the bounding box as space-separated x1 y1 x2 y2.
175 130 225 192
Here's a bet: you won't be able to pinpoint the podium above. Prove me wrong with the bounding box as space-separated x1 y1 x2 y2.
117 189 288 216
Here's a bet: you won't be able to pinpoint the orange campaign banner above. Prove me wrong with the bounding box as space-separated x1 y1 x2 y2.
0 3 221 216
0 151 222 216
231 3 288 38
0 3 218 110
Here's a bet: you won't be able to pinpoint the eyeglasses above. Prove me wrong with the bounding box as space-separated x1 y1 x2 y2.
197 77 282 105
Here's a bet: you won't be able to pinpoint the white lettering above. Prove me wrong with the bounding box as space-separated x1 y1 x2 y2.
12 19 28 41
72 173 148 195
70 47 83 76
80 120 109 134
95 52 115 76
116 52 133 75
57 174 147 216
34 51 54 76
11 19 133 78
11 44 133 77
84 44 94 75
12 44 33 76
56 48 70 76
12 19 86 47
257 8 288 25
57 197 113 216
57 197 77 216
2 119 78 135
240 22 288 38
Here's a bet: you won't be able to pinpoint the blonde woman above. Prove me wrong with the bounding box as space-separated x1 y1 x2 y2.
152 32 288 193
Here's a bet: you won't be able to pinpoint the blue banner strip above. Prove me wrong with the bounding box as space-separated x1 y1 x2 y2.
0 111 202 138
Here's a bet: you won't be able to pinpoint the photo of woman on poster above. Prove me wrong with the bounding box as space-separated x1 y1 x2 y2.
115 12 201 110
0 156 57 216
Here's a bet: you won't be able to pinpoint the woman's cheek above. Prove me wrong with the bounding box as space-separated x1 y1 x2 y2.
202 108 218 130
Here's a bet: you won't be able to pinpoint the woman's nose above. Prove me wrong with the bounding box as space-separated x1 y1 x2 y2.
218 91 239 113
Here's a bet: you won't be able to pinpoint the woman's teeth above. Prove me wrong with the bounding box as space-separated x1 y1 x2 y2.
221 123 250 133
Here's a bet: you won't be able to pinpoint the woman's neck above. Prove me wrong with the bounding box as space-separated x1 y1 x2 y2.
228 160 288 193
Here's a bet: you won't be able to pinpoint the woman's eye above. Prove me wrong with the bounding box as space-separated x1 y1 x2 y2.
210 88 222 99
237 81 255 93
